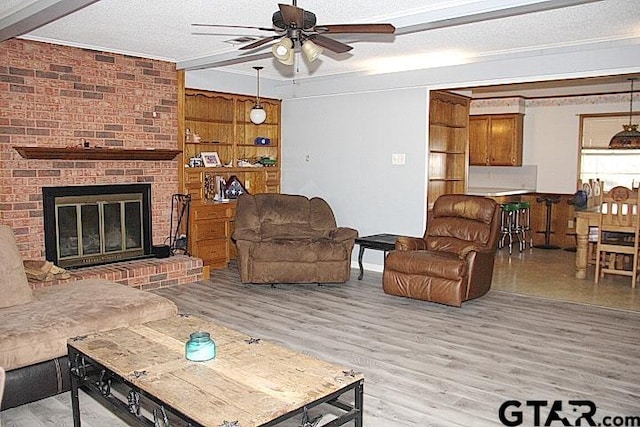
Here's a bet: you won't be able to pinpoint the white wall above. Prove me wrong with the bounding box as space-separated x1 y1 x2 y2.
281 88 428 271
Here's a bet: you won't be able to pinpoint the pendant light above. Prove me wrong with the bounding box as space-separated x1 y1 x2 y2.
609 78 640 149
250 66 266 125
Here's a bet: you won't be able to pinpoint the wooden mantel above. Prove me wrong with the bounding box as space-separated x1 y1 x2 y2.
13 146 182 161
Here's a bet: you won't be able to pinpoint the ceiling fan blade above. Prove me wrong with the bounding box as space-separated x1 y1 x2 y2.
278 3 304 28
314 24 396 34
192 23 277 32
308 35 353 54
239 35 283 50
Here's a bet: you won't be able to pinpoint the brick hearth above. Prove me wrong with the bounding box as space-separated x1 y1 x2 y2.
28 256 204 291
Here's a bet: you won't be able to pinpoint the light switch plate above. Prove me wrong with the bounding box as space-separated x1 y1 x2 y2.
392 153 406 165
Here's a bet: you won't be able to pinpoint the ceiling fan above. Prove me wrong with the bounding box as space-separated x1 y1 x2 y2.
192 1 395 65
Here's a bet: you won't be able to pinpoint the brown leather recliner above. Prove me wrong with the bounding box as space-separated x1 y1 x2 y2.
382 194 501 307
232 193 358 284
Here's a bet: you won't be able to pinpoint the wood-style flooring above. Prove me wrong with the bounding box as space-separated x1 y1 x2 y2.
2 250 639 426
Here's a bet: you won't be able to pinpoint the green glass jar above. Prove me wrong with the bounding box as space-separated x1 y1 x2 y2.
185 331 216 362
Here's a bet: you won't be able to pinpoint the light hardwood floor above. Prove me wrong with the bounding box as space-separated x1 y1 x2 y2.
2 250 639 426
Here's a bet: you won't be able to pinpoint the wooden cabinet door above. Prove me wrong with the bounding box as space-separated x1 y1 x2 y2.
469 114 523 166
488 116 517 165
469 117 489 165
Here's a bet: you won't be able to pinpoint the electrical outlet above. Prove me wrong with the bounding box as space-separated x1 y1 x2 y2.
568 219 574 229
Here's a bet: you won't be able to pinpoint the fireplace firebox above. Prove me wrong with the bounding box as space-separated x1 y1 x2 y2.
43 184 153 268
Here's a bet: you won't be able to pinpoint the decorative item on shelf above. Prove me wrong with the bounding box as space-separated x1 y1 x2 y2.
204 173 215 200
254 137 271 146
250 66 267 125
200 151 221 167
260 156 277 167
237 159 253 167
185 128 191 142
188 157 204 167
609 78 640 149
185 331 216 362
192 132 201 143
224 175 248 199
215 176 228 202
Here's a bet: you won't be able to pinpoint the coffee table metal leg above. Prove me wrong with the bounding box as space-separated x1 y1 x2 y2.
357 245 365 280
71 371 81 427
355 381 364 427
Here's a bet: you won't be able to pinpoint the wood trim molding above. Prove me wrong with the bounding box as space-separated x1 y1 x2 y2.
13 146 182 161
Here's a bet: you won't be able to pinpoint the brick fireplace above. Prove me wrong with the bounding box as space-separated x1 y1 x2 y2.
1 39 202 286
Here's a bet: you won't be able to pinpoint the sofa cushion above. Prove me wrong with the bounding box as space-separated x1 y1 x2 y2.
250 240 349 262
385 250 467 280
0 278 177 371
0 225 33 308
261 222 322 240
255 193 311 225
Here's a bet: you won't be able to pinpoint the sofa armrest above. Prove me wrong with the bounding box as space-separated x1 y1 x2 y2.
395 236 426 251
232 229 262 242
324 227 358 242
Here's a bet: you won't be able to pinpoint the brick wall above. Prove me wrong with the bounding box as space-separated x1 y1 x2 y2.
0 39 179 260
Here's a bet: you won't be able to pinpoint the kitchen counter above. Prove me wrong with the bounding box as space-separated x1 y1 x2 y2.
466 187 535 197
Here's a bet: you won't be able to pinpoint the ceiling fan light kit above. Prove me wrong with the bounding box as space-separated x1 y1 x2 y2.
301 39 323 62
272 37 294 65
250 66 267 125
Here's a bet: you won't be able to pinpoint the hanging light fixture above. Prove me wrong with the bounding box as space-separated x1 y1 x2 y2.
250 66 267 125
609 78 640 149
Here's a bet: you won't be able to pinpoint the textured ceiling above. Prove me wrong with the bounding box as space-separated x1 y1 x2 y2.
1 0 640 95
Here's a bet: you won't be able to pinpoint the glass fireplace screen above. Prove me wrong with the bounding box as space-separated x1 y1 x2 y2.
43 184 153 269
54 193 145 268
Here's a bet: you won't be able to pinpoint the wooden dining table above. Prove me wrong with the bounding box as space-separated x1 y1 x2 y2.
574 208 600 279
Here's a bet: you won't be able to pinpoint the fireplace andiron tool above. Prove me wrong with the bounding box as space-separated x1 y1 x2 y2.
169 194 191 256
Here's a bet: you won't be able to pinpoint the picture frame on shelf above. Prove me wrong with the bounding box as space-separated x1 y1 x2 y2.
200 152 221 167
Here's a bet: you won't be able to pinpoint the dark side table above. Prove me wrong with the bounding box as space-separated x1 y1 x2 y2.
355 233 401 280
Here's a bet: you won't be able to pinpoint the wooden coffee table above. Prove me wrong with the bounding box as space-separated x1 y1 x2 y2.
67 315 363 426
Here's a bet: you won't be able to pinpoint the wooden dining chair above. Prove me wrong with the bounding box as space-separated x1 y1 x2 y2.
594 186 639 288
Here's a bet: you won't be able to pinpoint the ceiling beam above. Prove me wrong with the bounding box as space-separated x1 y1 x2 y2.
179 51 273 71
0 0 100 42
394 0 605 35
177 0 605 71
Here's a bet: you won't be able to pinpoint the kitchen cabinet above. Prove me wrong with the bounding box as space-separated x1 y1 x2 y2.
469 114 523 166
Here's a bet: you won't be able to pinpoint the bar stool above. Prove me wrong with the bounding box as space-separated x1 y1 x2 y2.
499 202 521 254
516 201 533 251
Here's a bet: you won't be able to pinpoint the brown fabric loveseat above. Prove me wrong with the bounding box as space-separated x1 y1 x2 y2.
382 194 501 307
0 225 178 410
232 193 358 284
